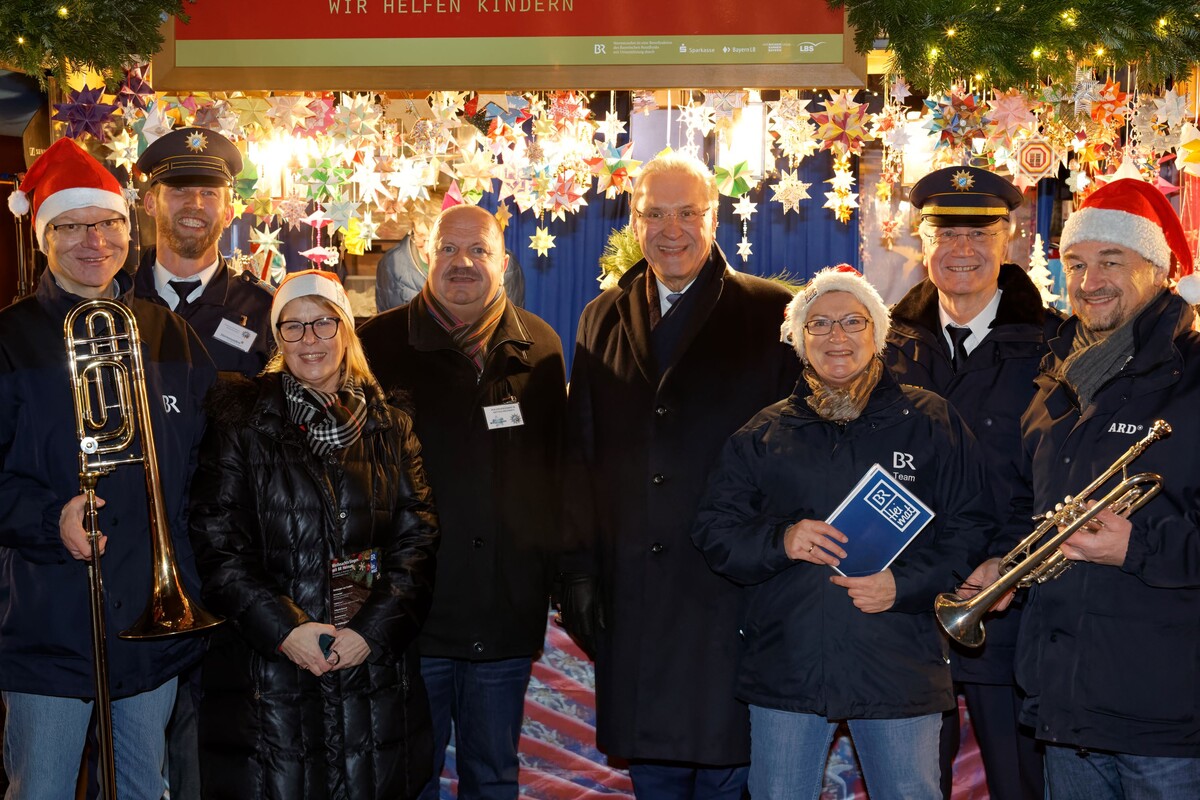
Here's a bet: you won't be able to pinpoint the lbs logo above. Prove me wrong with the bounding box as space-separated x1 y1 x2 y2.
1107 422 1144 435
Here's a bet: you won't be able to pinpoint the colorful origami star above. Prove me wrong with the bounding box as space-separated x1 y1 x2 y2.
53 84 119 141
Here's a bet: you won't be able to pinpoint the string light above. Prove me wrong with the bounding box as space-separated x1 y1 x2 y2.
1031 47 1042 58
1094 45 1105 57
929 47 939 59
57 6 69 17
16 35 25 45
946 28 957 37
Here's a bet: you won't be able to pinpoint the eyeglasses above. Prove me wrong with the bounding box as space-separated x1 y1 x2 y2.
46 217 128 243
277 316 341 342
803 315 872 336
922 230 1002 248
634 207 712 225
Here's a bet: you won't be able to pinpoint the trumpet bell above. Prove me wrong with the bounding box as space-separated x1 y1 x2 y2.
934 591 986 648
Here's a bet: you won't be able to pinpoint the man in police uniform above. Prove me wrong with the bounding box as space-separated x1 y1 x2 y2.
886 166 1053 800
134 127 274 378
133 128 273 799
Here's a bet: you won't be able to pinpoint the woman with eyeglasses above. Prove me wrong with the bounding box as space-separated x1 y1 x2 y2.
692 266 994 799
188 269 440 798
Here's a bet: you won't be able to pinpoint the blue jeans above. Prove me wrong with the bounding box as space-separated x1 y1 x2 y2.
3 678 177 800
1044 744 1200 799
418 656 532 800
749 705 942 800
628 761 749 800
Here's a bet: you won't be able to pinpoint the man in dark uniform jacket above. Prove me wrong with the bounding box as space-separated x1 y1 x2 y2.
359 204 566 800
132 127 273 799
887 165 1051 800
558 152 800 800
134 127 274 378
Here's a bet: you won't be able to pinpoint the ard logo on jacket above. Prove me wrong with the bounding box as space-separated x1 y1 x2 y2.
1107 422 1144 435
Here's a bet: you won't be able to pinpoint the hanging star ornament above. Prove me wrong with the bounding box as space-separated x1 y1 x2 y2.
1175 123 1200 177
53 84 119 141
117 64 154 112
529 226 556 256
104 128 139 172
811 90 873 156
714 161 756 198
771 170 812 214
249 224 283 265
586 142 641 198
736 237 753 262
732 194 758 222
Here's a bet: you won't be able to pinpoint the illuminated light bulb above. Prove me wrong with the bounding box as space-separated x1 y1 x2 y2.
17 35 25 44
974 73 983 81
57 6 68 17
1032 48 1042 58
1158 18 1167 27
1095 46 1105 57
946 28 957 37
929 47 939 58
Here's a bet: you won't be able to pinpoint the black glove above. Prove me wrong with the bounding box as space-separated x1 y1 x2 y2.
554 573 602 660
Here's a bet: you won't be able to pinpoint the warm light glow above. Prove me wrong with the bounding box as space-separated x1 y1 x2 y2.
57 6 69 17
1095 46 1105 57
929 47 939 58
1032 48 1042 58
974 73 983 81
1158 17 1168 27
946 27 957 37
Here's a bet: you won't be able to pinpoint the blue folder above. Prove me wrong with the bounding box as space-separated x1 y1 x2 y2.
825 464 935 577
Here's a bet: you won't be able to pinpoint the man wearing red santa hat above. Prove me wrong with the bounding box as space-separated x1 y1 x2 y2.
0 137 215 799
959 177 1200 797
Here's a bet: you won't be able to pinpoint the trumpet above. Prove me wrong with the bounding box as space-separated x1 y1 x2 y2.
66 298 223 799
935 419 1170 649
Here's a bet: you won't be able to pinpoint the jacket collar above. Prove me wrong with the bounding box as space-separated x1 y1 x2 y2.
135 249 235 308
779 361 909 426
407 294 532 354
613 244 731 384
891 263 1049 344
37 267 135 319
1046 289 1193 374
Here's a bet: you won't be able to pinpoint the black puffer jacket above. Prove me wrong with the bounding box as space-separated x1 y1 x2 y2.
693 369 994 719
188 374 439 799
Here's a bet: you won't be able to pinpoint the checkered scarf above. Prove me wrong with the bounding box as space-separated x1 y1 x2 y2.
416 283 507 375
281 372 369 457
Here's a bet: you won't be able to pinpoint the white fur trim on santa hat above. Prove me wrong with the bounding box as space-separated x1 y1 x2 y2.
271 270 355 331
34 187 129 249
781 267 890 362
1059 206 1171 270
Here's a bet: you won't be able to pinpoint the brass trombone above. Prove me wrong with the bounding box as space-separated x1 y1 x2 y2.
935 419 1170 649
65 298 223 798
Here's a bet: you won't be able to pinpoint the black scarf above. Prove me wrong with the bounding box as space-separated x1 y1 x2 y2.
281 373 368 457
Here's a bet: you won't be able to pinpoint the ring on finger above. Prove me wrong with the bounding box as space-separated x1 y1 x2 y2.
807 544 815 553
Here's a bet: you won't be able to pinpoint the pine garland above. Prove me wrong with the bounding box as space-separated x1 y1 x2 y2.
831 0 1200 92
0 0 189 88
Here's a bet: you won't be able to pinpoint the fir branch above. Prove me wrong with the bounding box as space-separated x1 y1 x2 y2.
0 0 191 89
831 0 1200 92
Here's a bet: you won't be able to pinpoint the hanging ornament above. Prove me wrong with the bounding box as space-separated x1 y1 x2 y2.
812 90 872 156
771 170 812 214
714 161 755 198
53 84 119 141
529 225 556 256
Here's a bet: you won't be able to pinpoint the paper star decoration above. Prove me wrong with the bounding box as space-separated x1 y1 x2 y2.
342 214 380 256
529 226 556 256
1178 123 1200 177
714 161 756 198
890 76 912 105
812 91 873 156
732 195 758 222
599 111 627 142
771 170 812 214
679 104 717 137
104 128 139 172
1154 89 1190 130
988 89 1036 147
117 64 154 112
494 203 513 230
586 142 641 199
229 96 272 130
53 84 119 141
1065 167 1091 194
736 237 753 262
267 95 316 133
454 147 496 194
249 224 283 264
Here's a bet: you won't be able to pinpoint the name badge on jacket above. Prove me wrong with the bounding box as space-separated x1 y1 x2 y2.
213 318 258 352
484 402 524 430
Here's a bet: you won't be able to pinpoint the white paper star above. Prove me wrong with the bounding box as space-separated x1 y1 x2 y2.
732 194 758 222
771 170 812 214
736 236 753 261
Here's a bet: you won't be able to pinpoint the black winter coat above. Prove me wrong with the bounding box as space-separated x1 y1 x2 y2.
564 249 800 764
358 301 566 660
0 270 214 699
693 369 994 719
188 374 439 799
1013 291 1200 757
135 252 275 378
886 264 1060 683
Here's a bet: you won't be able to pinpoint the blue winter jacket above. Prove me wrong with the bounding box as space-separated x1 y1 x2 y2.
0 269 216 699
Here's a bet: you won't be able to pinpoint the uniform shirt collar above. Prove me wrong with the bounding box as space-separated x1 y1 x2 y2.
153 258 220 309
939 287 1002 356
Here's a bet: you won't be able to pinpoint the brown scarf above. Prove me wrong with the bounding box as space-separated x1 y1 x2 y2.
803 356 883 423
415 283 507 375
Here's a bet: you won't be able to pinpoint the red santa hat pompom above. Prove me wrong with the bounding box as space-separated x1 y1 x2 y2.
8 138 128 250
1060 178 1198 303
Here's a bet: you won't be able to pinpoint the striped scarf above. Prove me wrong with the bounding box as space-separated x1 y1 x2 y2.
281 372 369 457
416 283 507 375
